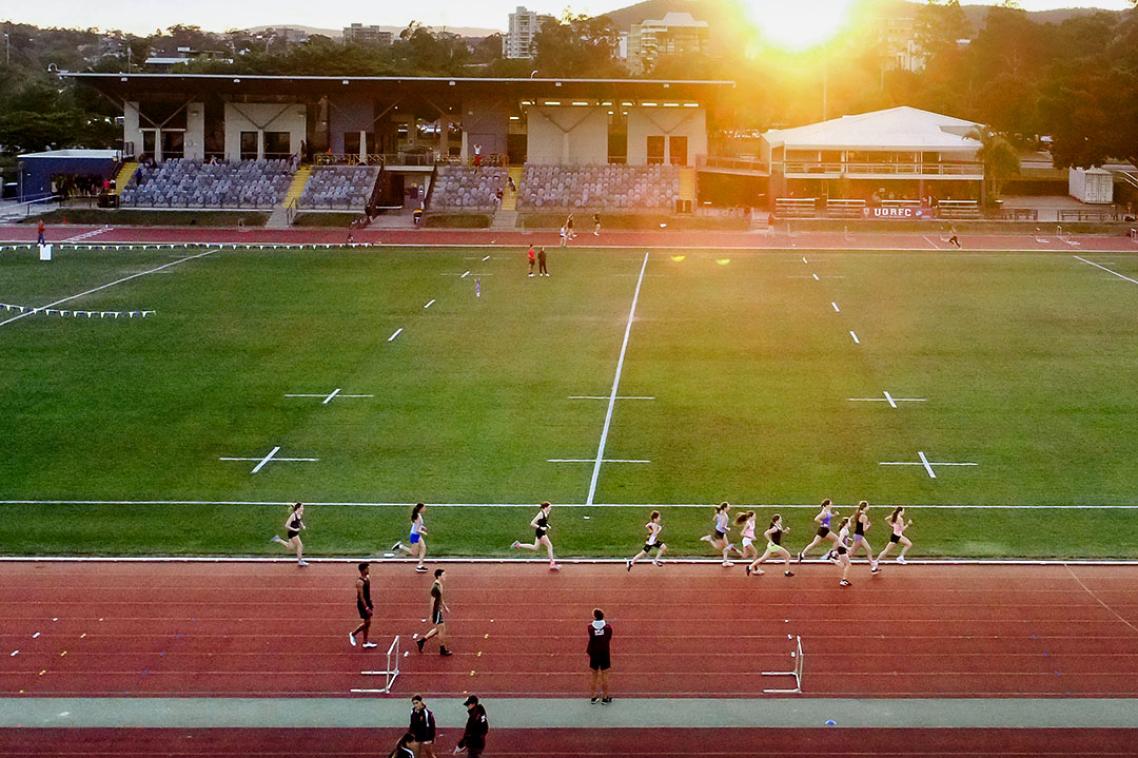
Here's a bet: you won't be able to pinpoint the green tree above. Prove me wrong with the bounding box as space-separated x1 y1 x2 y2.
532 13 623 77
968 126 1021 202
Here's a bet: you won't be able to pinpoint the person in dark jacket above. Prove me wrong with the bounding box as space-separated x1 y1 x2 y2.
454 694 489 756
409 694 437 758
587 608 613 704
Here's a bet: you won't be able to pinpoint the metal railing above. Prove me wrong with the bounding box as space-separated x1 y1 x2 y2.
696 155 769 173
782 161 983 176
314 152 439 168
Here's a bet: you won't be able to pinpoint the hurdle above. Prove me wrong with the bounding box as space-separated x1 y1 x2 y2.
761 635 804 694
350 635 401 694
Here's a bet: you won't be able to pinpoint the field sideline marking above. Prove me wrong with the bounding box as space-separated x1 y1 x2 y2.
6 499 1138 509
849 392 927 407
0 248 217 329
586 251 651 507
549 458 650 464
1074 255 1138 286
285 389 373 405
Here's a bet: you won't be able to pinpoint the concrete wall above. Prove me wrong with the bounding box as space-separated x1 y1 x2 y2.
327 98 373 156
223 102 306 161
526 107 607 165
461 99 510 161
626 107 706 166
184 102 205 161
123 102 142 159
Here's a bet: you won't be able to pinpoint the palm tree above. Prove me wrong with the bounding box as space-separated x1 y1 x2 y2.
967 126 1021 205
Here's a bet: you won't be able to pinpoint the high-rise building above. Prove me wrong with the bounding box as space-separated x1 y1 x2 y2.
627 12 709 75
343 23 393 46
503 6 555 59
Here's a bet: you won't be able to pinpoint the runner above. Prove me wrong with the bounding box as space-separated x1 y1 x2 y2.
408 695 438 758
875 506 914 564
698 502 740 566
797 499 840 562
270 502 308 566
848 501 880 573
415 569 454 656
834 517 853 587
625 510 667 571
746 514 795 577
348 561 378 649
391 502 430 573
736 510 759 562
511 501 560 570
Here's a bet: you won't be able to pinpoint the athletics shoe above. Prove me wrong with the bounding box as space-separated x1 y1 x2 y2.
271 535 285 545
297 560 309 567
796 551 804 563
391 541 404 553
784 570 794 577
590 697 599 704
440 647 454 657
549 563 561 571
511 541 521 549
415 565 428 573
722 560 735 567
871 562 881 574
896 557 907 565
626 559 633 572
840 579 851 587
362 642 378 649
348 633 357 647
652 560 664 567
416 638 425 654
601 697 613 705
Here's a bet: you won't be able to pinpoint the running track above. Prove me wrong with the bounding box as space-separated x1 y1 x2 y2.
2 562 1138 755
4 223 1138 253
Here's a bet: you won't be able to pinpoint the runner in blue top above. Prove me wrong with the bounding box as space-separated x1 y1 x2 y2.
392 502 429 573
797 499 840 562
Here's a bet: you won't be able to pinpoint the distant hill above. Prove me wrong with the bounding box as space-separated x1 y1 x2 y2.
244 23 502 39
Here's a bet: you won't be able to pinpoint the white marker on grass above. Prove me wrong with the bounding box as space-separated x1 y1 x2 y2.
849 331 860 345
388 328 403 342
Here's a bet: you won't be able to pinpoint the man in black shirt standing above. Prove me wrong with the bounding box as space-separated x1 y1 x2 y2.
587 608 613 704
454 694 489 757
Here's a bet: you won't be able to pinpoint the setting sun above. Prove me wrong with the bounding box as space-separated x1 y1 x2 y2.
740 0 858 51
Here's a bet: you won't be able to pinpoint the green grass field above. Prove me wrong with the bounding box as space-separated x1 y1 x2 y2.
2 244 1137 558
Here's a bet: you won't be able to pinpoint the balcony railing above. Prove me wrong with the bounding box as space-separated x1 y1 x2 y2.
782 161 982 176
697 155 769 173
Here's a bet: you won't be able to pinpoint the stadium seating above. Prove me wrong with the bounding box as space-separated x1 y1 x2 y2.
298 165 381 210
517 165 681 211
429 167 506 212
119 158 295 209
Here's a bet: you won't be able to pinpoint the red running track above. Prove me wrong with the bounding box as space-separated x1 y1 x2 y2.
2 562 1138 699
4 223 1138 252
3 727 1138 757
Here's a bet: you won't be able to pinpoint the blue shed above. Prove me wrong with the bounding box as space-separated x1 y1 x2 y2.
17 149 122 202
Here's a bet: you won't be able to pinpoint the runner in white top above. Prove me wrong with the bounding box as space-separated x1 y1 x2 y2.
735 511 758 561
626 510 667 571
834 517 853 587
391 502 429 573
699 502 740 567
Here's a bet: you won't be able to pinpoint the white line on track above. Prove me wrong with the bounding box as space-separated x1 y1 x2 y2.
0 248 217 329
849 330 860 345
586 251 651 507
831 302 840 313
3 499 1137 509
387 327 403 342
423 299 436 309
1074 255 1138 286
2 555 1137 565
1064 564 1138 634
922 235 941 250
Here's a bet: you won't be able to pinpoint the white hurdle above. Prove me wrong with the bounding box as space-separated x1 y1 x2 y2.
350 635 402 695
761 635 804 694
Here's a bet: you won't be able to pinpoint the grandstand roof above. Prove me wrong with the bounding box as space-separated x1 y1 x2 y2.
63 73 734 101
764 107 982 152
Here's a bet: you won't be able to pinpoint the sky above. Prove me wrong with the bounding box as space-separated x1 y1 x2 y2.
1 0 1132 36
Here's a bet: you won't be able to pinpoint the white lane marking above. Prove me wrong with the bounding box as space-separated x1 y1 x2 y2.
587 251 651 507
883 390 897 409
918 450 937 479
0 499 1128 509
322 388 342 406
922 235 941 250
387 328 403 342
62 226 111 243
424 299 436 309
1074 256 1138 286
0 248 217 329
831 302 840 313
219 446 319 475
849 330 860 345
1064 564 1138 635
569 396 655 401
879 453 977 479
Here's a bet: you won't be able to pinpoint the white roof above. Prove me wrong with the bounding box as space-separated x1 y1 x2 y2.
642 12 709 29
19 149 121 159
764 107 982 152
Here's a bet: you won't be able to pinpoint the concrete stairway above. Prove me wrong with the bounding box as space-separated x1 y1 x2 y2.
266 165 312 229
491 209 518 230
113 161 138 195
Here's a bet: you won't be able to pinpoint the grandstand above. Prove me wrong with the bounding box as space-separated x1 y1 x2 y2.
428 167 507 212
120 158 295 209
298 165 381 210
517 165 681 211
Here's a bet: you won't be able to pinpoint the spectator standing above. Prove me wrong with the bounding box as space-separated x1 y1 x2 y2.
473 144 482 167
409 695 438 758
527 245 536 277
587 608 613 704
593 213 601 236
454 695 489 756
36 219 46 245
537 247 549 277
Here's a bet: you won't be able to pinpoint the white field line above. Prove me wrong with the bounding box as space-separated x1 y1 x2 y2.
549 458 651 464
811 273 820 281
482 255 491 261
831 302 840 313
461 270 471 279
322 388 342 405
883 390 897 409
0 248 216 329
918 450 937 479
849 330 860 345
2 555 1138 566
1074 255 1138 286
1064 564 1138 634
568 396 655 401
387 327 403 342
4 499 1138 509
423 299 436 309
586 251 651 507
801 256 808 264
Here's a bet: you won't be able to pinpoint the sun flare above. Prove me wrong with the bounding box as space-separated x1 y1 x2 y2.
740 0 858 51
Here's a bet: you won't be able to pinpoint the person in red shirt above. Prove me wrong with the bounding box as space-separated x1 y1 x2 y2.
526 245 536 278
36 219 46 245
586 608 613 704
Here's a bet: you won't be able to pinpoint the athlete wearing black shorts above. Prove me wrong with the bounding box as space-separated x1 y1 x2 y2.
416 569 452 656
349 562 377 648
587 608 613 704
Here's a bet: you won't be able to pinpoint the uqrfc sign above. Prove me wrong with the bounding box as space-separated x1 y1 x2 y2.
863 207 929 220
